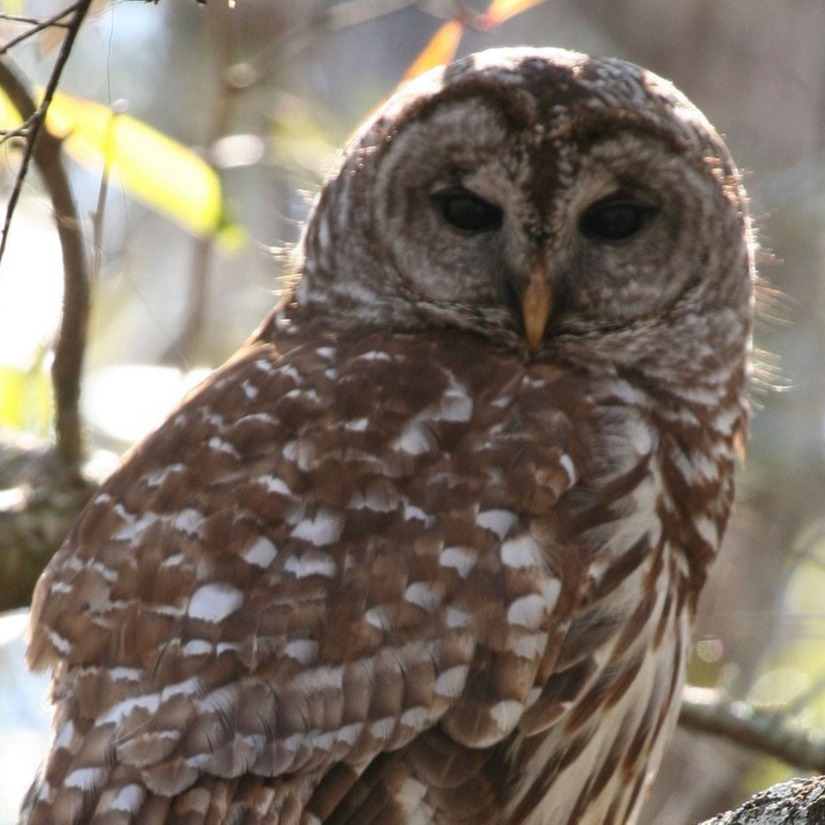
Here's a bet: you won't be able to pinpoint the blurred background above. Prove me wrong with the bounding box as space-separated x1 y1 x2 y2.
2 1 825 822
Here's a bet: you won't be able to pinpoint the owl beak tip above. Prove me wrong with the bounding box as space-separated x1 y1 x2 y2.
521 270 553 352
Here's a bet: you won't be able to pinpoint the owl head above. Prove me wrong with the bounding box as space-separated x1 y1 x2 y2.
292 47 753 380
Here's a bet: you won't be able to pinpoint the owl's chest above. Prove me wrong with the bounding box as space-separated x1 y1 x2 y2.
503 535 692 825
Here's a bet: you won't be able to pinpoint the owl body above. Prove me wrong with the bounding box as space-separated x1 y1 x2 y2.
21 48 752 825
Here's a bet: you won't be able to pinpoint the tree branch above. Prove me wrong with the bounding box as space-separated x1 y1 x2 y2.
0 3 95 467
680 686 825 773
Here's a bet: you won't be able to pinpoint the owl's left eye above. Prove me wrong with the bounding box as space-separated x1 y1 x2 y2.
432 188 503 234
579 196 656 242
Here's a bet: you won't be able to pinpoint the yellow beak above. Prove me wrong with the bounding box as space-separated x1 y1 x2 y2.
521 267 553 352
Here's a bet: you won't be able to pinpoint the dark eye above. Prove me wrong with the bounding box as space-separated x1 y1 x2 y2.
432 188 503 233
579 197 655 242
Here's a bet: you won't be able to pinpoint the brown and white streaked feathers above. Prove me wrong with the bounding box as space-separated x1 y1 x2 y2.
21 47 753 825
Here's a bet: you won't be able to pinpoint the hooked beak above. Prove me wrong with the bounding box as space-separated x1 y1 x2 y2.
520 265 553 352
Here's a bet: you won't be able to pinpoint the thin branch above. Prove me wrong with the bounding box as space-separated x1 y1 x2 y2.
0 12 71 27
680 686 825 773
0 0 94 266
0 57 90 468
0 1 81 57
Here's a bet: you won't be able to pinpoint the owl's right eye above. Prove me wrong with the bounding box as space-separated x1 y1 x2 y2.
432 188 503 234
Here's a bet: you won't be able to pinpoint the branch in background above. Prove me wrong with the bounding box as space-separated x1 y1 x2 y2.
681 686 825 773
0 0 96 468
0 2 78 56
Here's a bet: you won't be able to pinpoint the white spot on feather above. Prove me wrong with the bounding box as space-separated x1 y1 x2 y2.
48 630 71 655
404 503 434 525
404 581 442 612
559 453 577 484
627 418 654 455
243 536 278 568
346 417 369 432
241 379 259 400
438 381 473 422
160 553 184 568
188 583 243 622
439 546 477 579
277 364 301 382
400 706 432 729
508 631 548 660
65 767 103 791
110 667 141 682
283 439 317 471
694 515 718 547
144 464 184 488
207 436 240 457
284 639 318 664
290 508 344 546
501 534 543 569
394 420 436 456
445 606 470 629
434 665 469 698
335 723 361 746
370 717 395 740
285 550 337 579
489 699 523 735
507 594 547 630
113 511 160 541
365 606 390 631
162 676 202 700
182 640 212 657
200 685 238 714
477 509 518 540
100 693 160 725
358 350 392 362
110 784 145 813
53 719 75 750
173 508 204 536
259 474 291 496
90 561 117 582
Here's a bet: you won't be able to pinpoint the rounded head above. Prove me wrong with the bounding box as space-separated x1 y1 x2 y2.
294 47 753 369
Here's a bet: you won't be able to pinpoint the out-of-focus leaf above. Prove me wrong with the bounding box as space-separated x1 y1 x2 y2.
46 92 243 247
402 19 464 81
0 85 23 133
0 365 52 436
270 94 338 177
0 87 244 248
479 0 547 28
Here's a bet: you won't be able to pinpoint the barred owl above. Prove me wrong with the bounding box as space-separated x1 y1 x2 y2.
21 47 753 825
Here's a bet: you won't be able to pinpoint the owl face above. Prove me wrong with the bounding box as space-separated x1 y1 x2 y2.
299 48 752 364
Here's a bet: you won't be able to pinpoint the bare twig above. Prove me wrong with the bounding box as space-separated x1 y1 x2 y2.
0 0 94 264
0 3 79 56
680 686 825 773
0 55 91 467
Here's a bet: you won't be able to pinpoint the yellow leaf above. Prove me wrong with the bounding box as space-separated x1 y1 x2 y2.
0 86 23 132
480 0 547 28
46 92 231 241
402 20 464 81
0 364 52 435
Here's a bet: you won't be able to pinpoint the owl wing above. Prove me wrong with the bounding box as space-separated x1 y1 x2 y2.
23 328 587 824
